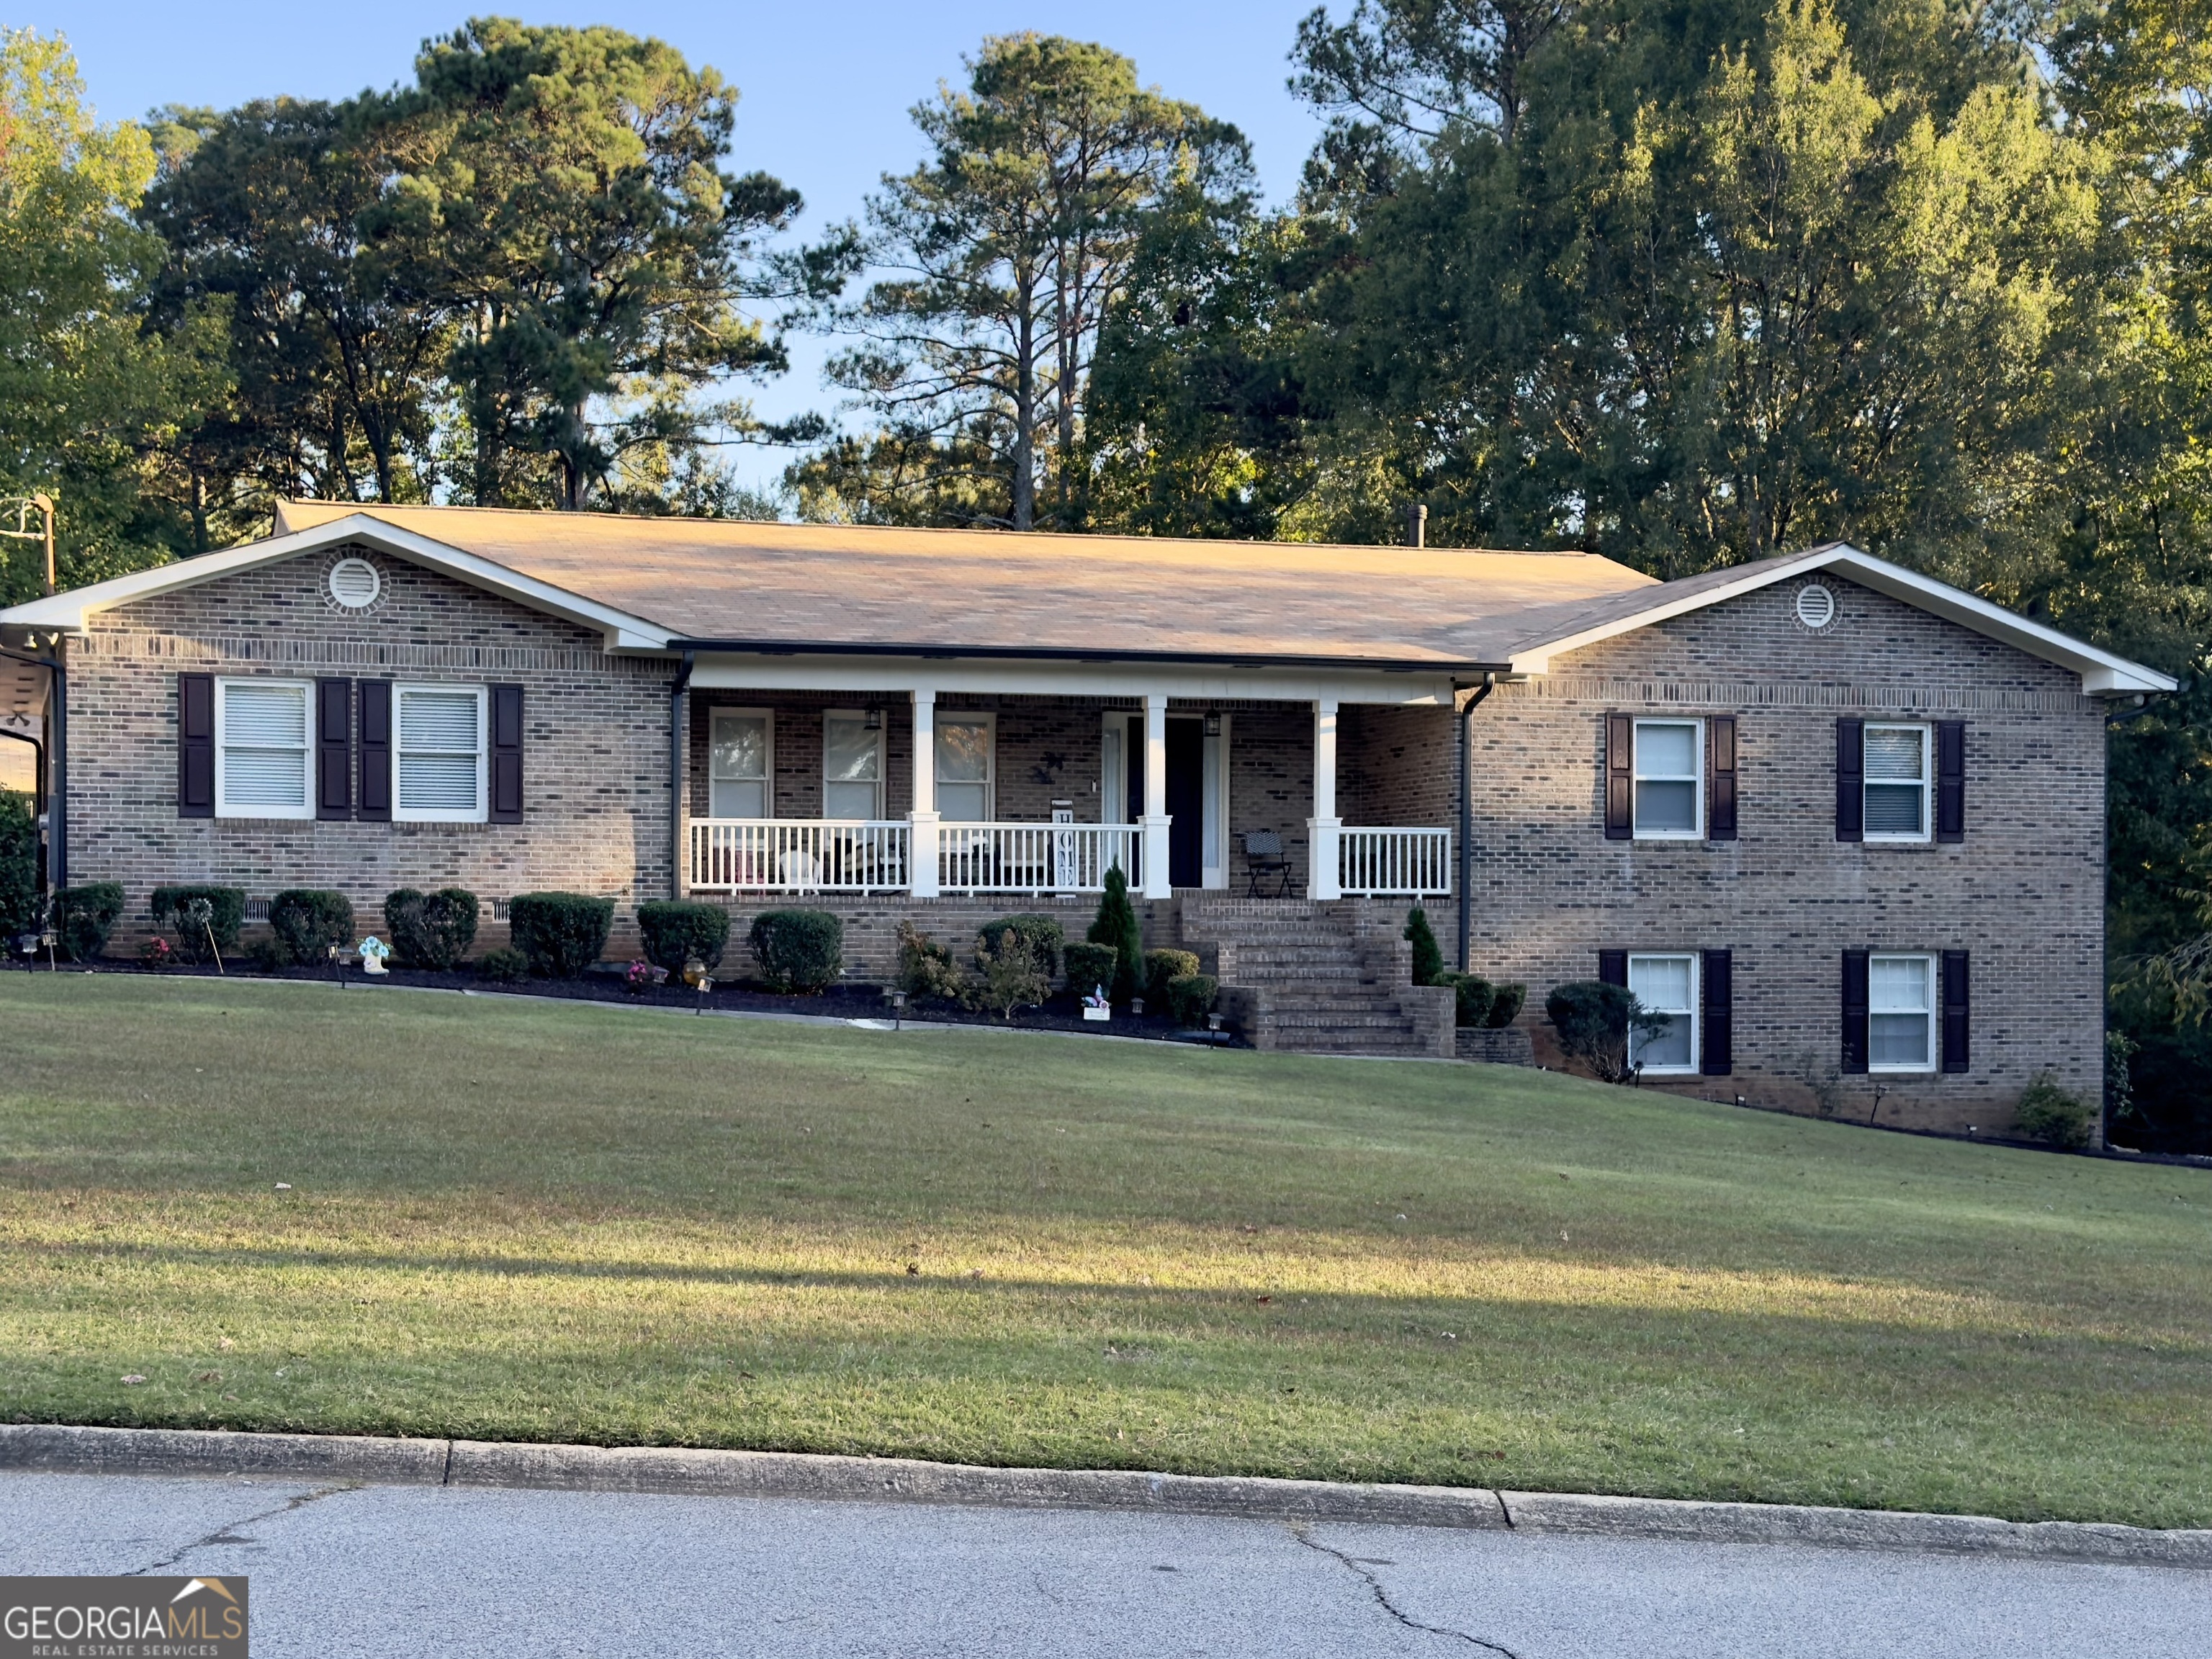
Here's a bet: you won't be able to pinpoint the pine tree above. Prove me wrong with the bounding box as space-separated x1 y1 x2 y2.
1087 863 1143 1003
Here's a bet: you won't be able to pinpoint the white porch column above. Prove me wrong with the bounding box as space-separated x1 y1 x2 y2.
909 688 940 898
1139 692 1172 899
1308 698 1342 901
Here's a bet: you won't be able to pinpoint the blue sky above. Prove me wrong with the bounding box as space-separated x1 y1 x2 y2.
53 3 1334 493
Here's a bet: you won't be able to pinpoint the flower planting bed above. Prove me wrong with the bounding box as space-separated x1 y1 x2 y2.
14 958 1238 1044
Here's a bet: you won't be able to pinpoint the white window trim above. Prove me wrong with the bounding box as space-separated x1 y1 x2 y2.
1863 722 1933 844
213 676 314 821
935 709 997 822
709 707 775 821
1632 717 1704 840
392 683 489 824
822 707 885 821
1627 951 1701 1076
1868 950 1939 1074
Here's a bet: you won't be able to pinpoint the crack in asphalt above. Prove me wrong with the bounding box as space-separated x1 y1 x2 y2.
131 1483 361 1577
1293 1528 1523 1657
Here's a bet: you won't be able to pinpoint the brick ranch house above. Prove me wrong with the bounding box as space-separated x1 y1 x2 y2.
0 502 2173 1133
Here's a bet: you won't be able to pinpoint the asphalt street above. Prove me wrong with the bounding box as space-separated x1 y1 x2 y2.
4 1470 2208 1657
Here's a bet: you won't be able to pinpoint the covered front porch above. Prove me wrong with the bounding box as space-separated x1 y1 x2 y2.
676 674 1458 904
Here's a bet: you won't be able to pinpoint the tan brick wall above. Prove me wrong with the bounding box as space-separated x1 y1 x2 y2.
64 546 675 944
1466 575 2106 1135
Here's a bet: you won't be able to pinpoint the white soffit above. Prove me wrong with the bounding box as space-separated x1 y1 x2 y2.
0 513 674 652
1507 545 2178 695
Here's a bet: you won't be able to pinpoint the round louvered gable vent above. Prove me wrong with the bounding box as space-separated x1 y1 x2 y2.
1794 583 1836 629
328 557 382 608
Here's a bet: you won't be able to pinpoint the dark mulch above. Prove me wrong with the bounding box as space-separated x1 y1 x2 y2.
10 957 1239 1045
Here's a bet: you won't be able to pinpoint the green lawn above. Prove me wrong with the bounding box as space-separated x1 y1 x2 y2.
1 976 2208 1527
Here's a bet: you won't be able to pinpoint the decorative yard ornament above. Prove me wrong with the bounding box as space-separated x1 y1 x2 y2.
186 896 224 974
358 935 391 975
1082 984 1110 1022
681 955 708 989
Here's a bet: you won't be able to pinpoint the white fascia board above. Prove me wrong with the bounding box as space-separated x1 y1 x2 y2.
689 654 1458 706
1509 544 2178 695
0 513 675 652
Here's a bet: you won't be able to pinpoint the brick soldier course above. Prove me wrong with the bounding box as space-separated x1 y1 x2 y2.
0 505 2169 1141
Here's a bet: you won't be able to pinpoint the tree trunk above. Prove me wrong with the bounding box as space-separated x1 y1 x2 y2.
1012 295 1038 531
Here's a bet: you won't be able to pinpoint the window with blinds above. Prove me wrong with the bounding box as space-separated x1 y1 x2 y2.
216 679 313 819
395 685 487 822
1863 724 1930 840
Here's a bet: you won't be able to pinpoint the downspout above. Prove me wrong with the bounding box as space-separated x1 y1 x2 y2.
1 640 64 894
669 650 695 901
1456 673 1496 974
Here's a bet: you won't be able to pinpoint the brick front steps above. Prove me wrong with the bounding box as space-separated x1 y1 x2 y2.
1177 896 1455 1058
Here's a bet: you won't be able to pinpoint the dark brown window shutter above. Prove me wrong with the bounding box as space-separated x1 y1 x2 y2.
1835 719 1863 842
1841 949 1869 1074
1941 950 1970 1073
356 679 392 822
1598 949 1627 987
1700 948 1732 1075
1604 714 1633 839
1936 721 1965 842
490 683 524 823
1707 715 1737 841
177 673 215 818
315 678 352 820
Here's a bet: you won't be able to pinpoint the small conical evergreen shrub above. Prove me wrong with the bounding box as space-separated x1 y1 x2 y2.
1087 864 1143 1003
1405 905 1444 986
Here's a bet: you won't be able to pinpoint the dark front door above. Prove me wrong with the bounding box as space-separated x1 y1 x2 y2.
1166 718 1205 888
1125 716 1210 889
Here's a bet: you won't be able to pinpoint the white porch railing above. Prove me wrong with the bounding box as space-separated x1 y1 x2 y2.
688 819 912 893
1338 826 1455 896
940 822 1138 894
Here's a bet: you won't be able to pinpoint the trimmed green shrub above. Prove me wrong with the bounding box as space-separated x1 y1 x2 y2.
896 920 971 1004
1164 971 1218 1027
0 790 35 937
976 927 1052 1020
476 945 527 983
385 888 480 971
1063 941 1118 999
1486 982 1527 1028
637 899 732 974
1438 971 1495 1028
1145 948 1200 1004
750 908 843 993
1545 980 1667 1084
269 889 355 965
1087 865 1143 1003
2016 1072 2096 1148
1405 906 1444 986
55 883 124 962
505 892 614 979
150 884 246 963
246 936 287 973
979 913 1064 979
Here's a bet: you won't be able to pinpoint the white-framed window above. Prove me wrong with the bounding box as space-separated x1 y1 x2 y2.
823 709 884 819
710 709 773 819
394 684 487 822
1869 953 1937 1072
215 677 313 820
935 711 995 822
1863 724 1930 841
1628 953 1699 1074
1633 719 1702 838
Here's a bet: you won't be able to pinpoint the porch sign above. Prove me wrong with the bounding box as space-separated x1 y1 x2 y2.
1051 801 1076 890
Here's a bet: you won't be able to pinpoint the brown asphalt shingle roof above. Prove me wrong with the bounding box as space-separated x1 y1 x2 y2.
274 502 1657 667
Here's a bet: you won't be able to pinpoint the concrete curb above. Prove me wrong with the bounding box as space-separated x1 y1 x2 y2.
4 1425 2208 1568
